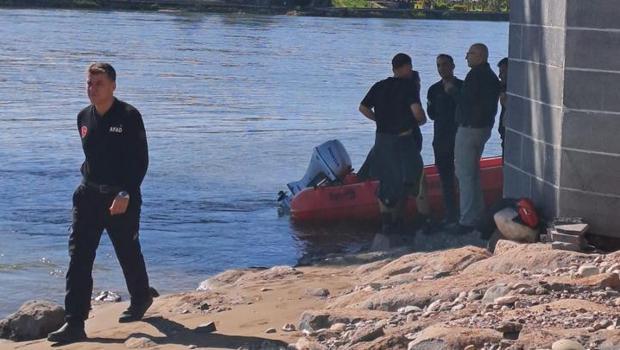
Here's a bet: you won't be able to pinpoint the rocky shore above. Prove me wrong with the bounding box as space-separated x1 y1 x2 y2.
2 237 620 349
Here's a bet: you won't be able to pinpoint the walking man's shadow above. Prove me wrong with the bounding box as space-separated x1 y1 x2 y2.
55 316 288 349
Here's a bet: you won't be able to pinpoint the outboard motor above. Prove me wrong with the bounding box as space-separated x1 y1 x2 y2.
286 140 352 196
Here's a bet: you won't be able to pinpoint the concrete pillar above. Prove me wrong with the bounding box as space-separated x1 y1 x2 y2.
505 0 620 237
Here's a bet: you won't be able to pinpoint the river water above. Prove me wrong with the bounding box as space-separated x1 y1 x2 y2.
0 8 507 317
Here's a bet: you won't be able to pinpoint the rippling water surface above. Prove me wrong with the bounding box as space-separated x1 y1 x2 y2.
0 8 507 317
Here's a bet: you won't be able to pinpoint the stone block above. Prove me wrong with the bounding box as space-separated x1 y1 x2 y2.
508 24 523 59
521 137 559 185
509 60 564 107
530 177 558 220
562 109 620 154
565 28 620 72
566 0 620 30
558 188 620 236
560 149 620 196
503 163 531 199
503 129 523 169
521 26 565 67
564 69 620 113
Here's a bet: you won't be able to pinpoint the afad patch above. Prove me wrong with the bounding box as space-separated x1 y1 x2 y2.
80 126 88 138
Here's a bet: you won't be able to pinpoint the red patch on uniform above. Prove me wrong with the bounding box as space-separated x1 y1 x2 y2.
80 126 88 138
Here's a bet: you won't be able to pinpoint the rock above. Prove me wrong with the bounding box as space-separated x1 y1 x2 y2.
265 327 277 334
329 323 346 332
494 295 518 306
94 290 122 302
298 309 389 332
305 288 330 298
497 322 522 333
551 339 585 350
464 346 476 350
125 336 157 348
350 321 385 344
294 337 327 350
607 264 620 274
199 302 210 311
0 300 64 341
451 304 465 311
195 321 217 333
467 290 483 301
578 265 600 278
197 269 247 290
482 284 511 304
494 207 538 243
398 305 422 314
426 299 442 313
282 323 296 332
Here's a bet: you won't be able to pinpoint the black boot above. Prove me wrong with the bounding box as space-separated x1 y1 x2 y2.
47 322 86 343
118 296 153 323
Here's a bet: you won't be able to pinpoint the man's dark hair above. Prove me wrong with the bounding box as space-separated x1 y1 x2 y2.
392 53 412 69
88 62 116 82
497 57 508 67
436 54 454 65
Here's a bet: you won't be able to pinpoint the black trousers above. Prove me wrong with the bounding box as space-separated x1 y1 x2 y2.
433 141 458 222
64 184 150 326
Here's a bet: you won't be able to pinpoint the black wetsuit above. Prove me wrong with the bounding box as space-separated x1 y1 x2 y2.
65 98 150 326
360 75 424 207
427 78 463 222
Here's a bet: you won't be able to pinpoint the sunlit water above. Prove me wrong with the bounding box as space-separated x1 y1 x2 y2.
0 8 507 317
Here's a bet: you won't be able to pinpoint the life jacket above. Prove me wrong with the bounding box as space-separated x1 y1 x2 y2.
516 198 539 229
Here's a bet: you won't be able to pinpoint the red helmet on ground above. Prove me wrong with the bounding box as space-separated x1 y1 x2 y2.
516 198 539 228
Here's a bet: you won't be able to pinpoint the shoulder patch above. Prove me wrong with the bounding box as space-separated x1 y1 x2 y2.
80 126 88 138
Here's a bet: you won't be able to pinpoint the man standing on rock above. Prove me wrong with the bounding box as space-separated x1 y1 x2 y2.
359 53 427 239
427 54 463 226
48 63 153 343
452 43 500 235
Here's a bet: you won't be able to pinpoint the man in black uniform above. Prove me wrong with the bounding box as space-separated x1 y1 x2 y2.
359 53 427 237
48 63 152 343
427 54 463 225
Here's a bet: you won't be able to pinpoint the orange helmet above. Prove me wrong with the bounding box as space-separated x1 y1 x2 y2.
516 198 539 228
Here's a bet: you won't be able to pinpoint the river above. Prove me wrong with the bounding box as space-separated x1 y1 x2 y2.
0 8 507 317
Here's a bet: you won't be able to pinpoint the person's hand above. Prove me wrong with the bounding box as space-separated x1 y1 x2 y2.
109 195 129 215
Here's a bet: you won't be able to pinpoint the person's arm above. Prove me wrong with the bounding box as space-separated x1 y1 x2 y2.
411 103 427 126
123 110 149 193
110 110 149 216
408 80 426 126
360 83 377 121
426 86 436 121
359 104 375 121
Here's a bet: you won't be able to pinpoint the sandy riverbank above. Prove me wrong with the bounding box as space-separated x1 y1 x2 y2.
3 236 620 349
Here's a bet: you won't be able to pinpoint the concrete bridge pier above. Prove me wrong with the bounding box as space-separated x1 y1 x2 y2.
504 0 620 238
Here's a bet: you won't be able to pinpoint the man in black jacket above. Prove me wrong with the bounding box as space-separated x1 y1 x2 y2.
427 54 463 225
453 43 501 234
48 63 153 343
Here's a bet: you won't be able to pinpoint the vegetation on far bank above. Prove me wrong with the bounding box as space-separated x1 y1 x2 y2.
332 0 509 13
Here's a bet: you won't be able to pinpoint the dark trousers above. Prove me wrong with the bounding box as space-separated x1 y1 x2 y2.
433 142 458 222
64 184 150 326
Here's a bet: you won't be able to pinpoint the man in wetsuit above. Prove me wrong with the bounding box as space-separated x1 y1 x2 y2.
359 53 427 236
427 54 463 226
48 63 153 343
